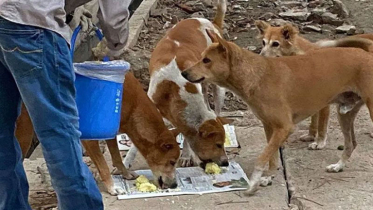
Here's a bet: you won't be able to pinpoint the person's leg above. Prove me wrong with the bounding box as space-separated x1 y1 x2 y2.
0 18 103 210
0 60 30 209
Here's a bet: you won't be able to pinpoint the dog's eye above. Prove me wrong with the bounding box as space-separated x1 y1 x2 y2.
202 58 211 64
272 42 280 47
262 40 266 46
216 144 223 149
170 161 176 166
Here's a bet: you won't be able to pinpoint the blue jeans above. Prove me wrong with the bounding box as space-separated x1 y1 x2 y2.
0 18 103 210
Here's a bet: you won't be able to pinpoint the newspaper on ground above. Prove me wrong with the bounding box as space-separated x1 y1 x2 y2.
116 124 239 151
113 161 249 200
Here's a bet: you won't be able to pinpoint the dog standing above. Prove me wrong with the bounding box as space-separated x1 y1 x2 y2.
182 31 373 195
16 72 180 195
255 20 372 150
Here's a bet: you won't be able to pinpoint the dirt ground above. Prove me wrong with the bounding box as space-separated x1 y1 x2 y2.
26 0 373 209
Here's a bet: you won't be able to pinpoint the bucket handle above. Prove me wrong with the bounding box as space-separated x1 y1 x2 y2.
70 25 110 62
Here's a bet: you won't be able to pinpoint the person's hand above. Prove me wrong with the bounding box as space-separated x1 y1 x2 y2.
92 38 126 60
79 8 94 32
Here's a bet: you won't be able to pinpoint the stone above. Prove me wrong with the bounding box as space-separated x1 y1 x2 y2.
279 9 311 21
259 12 275 20
232 5 244 10
191 12 205 18
303 25 322 32
336 24 356 34
281 1 303 7
321 12 344 26
270 18 288 26
247 46 257 51
311 7 327 16
331 0 349 18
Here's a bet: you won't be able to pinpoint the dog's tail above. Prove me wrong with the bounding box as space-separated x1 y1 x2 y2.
213 0 227 29
316 37 373 52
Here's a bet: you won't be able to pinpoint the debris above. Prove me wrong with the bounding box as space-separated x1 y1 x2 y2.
303 25 322 33
321 12 344 26
175 3 195 14
337 145 345 150
331 0 349 18
216 200 250 206
281 1 304 8
259 12 276 20
293 196 324 207
279 9 311 21
336 24 356 34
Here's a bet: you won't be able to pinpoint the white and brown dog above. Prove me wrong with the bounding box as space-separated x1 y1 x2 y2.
143 0 231 168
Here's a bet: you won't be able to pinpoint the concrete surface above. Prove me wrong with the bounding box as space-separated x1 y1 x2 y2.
283 106 373 210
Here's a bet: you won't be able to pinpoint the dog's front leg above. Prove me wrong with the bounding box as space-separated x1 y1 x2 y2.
259 124 280 187
245 127 291 196
106 139 138 179
212 85 225 116
178 139 200 167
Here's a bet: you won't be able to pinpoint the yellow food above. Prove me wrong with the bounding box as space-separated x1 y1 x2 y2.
205 163 222 174
135 175 157 192
137 182 157 192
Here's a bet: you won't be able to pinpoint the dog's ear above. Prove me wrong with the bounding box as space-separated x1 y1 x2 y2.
206 29 219 43
215 34 230 55
217 117 234 125
255 20 270 37
281 24 299 40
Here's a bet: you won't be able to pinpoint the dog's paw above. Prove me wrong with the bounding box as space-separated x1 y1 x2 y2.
244 181 259 196
178 157 195 167
308 141 326 150
259 176 273 187
107 186 126 196
326 162 344 173
122 171 139 180
300 134 316 142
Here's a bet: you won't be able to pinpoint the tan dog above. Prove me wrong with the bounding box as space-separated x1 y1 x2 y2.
146 0 231 168
255 20 372 150
16 72 180 195
181 31 373 195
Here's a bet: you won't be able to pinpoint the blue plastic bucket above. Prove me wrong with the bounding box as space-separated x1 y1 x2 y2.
71 26 130 140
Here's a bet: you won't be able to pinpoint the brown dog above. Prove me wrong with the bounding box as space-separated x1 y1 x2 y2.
181 31 373 195
16 72 180 195
146 0 231 168
255 20 372 150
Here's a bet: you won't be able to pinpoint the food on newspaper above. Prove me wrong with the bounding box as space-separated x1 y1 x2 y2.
205 163 222 174
135 175 157 192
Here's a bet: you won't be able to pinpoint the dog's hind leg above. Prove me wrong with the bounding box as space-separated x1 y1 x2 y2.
309 106 330 150
212 85 225 116
300 113 318 142
326 101 363 173
82 140 125 195
106 139 138 179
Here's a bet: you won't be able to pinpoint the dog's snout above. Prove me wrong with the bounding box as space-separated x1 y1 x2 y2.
181 71 188 79
170 182 178 189
221 160 229 167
